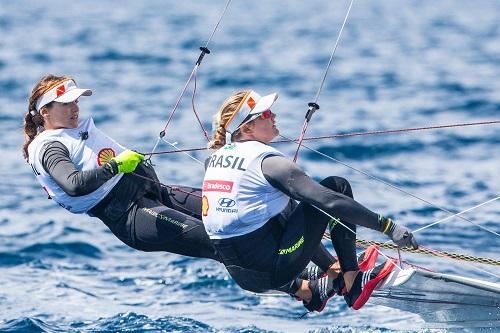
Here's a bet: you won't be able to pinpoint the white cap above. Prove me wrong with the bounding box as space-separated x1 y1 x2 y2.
224 90 278 142
35 79 92 112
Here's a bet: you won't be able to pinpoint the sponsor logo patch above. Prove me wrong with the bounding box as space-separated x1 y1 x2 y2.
216 197 237 213
56 84 66 97
278 235 304 255
202 195 209 217
247 96 256 109
142 208 189 229
217 198 235 207
97 148 116 166
203 180 234 193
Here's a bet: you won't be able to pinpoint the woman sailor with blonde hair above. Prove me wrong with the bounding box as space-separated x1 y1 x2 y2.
202 90 418 311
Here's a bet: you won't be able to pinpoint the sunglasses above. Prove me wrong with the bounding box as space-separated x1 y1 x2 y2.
241 109 272 125
234 110 274 135
259 110 272 119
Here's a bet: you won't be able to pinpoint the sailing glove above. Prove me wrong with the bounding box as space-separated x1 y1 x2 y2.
105 150 144 174
387 223 418 250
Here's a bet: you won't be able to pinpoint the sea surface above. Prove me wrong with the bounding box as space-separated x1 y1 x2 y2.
0 1 499 332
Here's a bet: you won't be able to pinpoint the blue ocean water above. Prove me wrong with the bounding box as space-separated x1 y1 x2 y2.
0 0 499 332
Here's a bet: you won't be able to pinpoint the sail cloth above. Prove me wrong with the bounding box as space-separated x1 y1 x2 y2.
370 268 500 329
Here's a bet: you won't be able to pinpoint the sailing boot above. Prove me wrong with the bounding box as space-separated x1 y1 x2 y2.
357 244 380 272
344 259 396 310
303 274 345 312
298 245 380 283
297 265 326 281
336 244 381 296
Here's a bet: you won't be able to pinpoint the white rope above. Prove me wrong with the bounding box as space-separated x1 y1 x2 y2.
278 133 500 279
279 133 500 239
150 0 232 158
465 263 500 279
313 0 354 104
204 0 232 48
161 139 204 166
413 195 500 235
148 137 162 162
353 197 500 279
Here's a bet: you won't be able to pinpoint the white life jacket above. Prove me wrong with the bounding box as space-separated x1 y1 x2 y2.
27 117 125 214
202 141 289 239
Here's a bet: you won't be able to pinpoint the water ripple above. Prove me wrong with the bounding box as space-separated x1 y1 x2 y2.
20 241 102 259
88 50 171 65
1 1 499 332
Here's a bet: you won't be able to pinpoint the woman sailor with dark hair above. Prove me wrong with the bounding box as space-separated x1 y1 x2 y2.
23 75 344 292
23 74 221 260
202 90 418 311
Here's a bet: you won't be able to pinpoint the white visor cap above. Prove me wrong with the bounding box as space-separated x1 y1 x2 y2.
35 79 92 112
224 90 278 135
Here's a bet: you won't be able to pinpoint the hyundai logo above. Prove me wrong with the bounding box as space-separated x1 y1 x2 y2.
218 198 236 207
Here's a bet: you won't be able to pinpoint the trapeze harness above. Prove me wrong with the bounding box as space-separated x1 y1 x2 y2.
28 117 219 261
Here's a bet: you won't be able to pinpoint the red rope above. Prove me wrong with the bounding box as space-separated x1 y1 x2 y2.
160 65 199 136
145 119 500 156
292 120 310 162
191 69 210 142
138 119 499 197
286 119 500 142
131 172 203 198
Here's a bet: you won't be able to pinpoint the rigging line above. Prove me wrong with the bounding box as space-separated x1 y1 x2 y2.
340 197 500 278
412 195 500 236
418 245 500 279
149 0 232 158
280 132 499 238
313 0 354 105
282 119 500 142
131 172 203 199
203 0 232 48
191 69 210 142
160 138 205 166
143 119 500 156
331 233 500 279
314 206 402 270
334 197 500 277
343 237 500 279
389 258 436 273
352 237 500 266
154 64 199 149
356 238 500 279
293 0 354 162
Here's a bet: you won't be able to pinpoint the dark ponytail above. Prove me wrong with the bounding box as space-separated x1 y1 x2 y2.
22 74 72 161
22 112 44 161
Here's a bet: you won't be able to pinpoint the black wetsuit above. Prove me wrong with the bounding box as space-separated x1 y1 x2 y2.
40 142 337 273
212 153 388 293
40 141 219 261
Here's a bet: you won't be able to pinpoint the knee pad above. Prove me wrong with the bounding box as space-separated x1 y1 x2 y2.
320 176 353 198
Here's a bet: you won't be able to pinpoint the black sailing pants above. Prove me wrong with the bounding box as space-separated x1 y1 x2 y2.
213 176 358 292
89 162 220 261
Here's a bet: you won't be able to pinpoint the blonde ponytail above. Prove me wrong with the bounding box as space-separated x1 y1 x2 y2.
208 90 251 150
